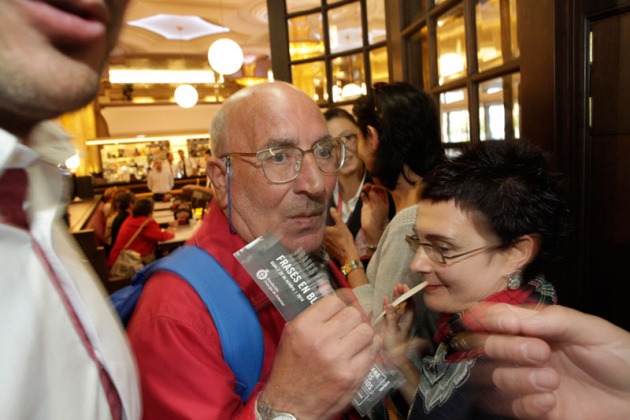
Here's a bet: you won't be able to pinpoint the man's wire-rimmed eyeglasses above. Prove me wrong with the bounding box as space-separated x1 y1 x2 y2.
221 137 346 184
405 234 500 264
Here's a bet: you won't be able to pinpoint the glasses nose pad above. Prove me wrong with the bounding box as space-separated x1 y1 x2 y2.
294 159 303 172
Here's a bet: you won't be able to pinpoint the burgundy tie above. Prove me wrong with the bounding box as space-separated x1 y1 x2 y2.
1 168 124 418
0 169 29 229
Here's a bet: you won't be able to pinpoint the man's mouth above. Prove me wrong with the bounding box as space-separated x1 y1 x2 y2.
27 0 110 46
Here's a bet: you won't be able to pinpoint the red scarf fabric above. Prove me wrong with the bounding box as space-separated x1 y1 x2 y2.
434 276 557 362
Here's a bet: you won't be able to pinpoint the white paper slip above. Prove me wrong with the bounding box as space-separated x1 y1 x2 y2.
372 281 429 325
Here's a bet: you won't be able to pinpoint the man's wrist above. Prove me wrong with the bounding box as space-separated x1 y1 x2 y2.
255 392 297 420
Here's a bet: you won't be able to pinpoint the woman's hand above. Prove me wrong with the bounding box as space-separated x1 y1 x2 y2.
360 184 390 245
324 208 360 265
378 284 426 403
166 220 178 232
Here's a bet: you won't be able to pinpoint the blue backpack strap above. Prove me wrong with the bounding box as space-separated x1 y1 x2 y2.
111 246 263 402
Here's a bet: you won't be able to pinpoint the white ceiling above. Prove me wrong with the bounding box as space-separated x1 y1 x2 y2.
113 0 271 61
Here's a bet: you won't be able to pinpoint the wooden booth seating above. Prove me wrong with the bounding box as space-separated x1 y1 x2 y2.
71 228 130 295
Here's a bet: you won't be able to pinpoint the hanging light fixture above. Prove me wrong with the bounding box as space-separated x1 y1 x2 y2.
174 26 199 108
174 84 199 108
207 0 243 75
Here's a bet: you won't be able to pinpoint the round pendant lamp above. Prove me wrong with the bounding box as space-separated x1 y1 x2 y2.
208 38 243 75
174 84 199 108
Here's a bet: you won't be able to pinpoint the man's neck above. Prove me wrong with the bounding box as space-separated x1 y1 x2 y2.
0 112 39 141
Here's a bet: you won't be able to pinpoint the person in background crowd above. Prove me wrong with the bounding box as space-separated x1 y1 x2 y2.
127 82 379 419
177 148 198 178
323 108 394 263
176 149 215 213
164 152 177 178
379 141 570 419
110 191 137 252
108 197 175 268
87 186 117 246
204 148 214 190
0 0 140 418
147 158 174 202
325 82 444 328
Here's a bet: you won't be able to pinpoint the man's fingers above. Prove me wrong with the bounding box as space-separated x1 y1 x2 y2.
472 362 559 393
484 334 551 366
475 389 558 419
493 366 559 393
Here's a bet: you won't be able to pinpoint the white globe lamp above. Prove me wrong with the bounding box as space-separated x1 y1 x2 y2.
174 84 199 108
208 38 244 75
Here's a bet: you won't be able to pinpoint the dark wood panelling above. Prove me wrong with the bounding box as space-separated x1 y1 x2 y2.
584 135 630 330
517 0 557 156
590 12 630 135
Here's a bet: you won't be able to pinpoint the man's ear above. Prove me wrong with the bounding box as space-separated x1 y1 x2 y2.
507 234 541 272
206 156 228 209
366 125 380 151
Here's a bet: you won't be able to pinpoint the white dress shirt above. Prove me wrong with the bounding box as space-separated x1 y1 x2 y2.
0 122 141 419
147 167 174 194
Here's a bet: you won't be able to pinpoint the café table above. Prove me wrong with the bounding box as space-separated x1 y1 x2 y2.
154 212 176 226
153 200 173 212
157 220 201 257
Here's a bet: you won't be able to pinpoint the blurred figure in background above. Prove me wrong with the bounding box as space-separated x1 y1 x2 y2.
164 152 177 178
326 82 444 326
108 197 175 268
177 148 198 178
110 190 137 253
87 186 117 246
147 158 173 202
324 108 394 263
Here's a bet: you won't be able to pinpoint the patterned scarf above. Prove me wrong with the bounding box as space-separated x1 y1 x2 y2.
434 275 557 362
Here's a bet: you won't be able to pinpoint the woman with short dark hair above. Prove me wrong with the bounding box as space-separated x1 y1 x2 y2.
381 140 570 419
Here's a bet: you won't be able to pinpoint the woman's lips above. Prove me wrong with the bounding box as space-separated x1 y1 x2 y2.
424 284 443 292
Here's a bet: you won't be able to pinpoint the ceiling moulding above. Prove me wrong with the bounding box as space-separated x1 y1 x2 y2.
128 14 229 40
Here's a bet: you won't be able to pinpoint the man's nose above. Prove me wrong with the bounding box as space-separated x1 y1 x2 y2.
293 153 325 196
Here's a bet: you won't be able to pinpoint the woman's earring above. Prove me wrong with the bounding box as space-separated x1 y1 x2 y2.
507 271 523 290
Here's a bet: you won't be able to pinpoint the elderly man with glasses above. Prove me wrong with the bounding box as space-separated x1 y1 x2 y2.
127 82 380 419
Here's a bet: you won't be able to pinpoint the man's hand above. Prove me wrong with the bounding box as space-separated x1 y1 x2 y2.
262 294 380 420
467 303 630 419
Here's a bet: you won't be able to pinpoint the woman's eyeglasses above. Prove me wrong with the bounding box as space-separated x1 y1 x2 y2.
405 234 500 264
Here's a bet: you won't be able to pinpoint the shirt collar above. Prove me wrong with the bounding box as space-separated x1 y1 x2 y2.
0 121 74 173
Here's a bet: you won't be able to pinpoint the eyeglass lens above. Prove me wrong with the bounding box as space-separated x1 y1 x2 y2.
405 235 447 264
259 137 344 183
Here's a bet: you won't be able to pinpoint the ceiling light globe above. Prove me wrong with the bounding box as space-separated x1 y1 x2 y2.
174 84 199 108
208 38 244 75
